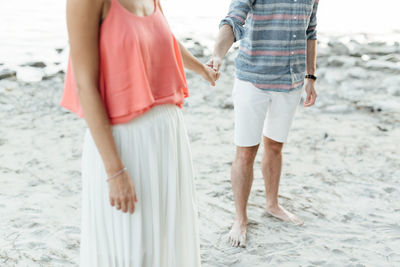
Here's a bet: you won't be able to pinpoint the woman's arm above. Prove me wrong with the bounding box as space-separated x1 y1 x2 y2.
177 42 218 86
157 0 218 86
66 0 137 213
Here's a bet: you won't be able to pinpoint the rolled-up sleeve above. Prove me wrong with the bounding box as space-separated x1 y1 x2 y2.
219 0 254 42
306 0 319 40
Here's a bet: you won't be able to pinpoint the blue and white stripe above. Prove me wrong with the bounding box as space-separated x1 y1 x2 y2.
220 0 319 92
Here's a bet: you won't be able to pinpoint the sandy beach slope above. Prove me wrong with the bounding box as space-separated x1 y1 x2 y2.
0 34 399 266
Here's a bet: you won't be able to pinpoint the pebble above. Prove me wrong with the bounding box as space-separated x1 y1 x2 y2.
219 99 234 109
21 61 47 68
327 56 357 67
0 69 17 80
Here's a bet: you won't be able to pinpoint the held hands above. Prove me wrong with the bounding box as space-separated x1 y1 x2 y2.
197 56 223 86
201 64 220 86
206 56 222 73
304 79 317 107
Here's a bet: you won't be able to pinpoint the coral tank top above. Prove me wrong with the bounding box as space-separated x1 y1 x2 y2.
60 0 188 124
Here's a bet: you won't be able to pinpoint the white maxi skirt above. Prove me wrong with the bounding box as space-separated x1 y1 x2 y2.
80 104 201 267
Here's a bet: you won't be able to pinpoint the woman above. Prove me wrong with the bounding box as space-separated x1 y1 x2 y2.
61 0 217 266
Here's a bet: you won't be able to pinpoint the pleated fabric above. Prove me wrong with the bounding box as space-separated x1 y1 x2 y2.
80 104 201 267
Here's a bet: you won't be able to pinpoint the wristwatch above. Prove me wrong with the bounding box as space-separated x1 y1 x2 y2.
305 74 317 81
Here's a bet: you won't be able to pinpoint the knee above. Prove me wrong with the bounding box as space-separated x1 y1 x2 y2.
265 138 283 156
235 146 258 167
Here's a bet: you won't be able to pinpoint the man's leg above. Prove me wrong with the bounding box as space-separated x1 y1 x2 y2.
229 78 270 247
229 145 259 247
261 137 303 225
261 89 304 225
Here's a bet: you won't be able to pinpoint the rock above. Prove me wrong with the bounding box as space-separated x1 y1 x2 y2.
382 76 400 96
361 55 371 61
327 41 350 55
326 56 357 67
363 60 400 73
347 67 369 79
358 99 400 113
387 86 400 96
0 69 17 80
317 45 333 58
361 43 399 55
16 67 44 82
380 54 400 63
219 98 234 109
42 70 65 80
376 125 388 132
188 46 205 58
21 61 47 68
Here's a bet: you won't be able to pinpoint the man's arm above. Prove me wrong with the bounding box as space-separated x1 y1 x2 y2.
304 1 319 107
208 0 254 71
306 39 317 76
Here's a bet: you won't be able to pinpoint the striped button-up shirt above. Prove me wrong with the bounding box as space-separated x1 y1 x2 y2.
220 0 319 92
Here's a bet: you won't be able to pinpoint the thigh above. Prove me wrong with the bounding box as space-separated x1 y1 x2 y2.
232 78 270 147
263 88 303 143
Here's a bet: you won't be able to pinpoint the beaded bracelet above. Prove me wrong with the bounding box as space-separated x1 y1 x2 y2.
107 167 127 182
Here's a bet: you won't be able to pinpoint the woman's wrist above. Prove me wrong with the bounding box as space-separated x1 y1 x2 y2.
107 166 127 182
189 59 207 76
104 158 125 176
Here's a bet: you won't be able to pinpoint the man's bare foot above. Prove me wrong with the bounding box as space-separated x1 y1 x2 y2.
266 204 304 226
228 219 247 247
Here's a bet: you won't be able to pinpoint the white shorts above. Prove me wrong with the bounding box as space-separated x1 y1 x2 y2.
232 78 303 146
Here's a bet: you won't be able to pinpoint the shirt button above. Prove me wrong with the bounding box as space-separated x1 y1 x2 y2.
294 0 297 2
293 34 297 38
294 16 297 19
291 51 295 55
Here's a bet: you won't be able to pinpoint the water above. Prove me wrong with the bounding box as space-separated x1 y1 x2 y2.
1 0 400 70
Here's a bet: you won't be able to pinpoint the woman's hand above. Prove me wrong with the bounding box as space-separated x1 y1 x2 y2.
108 172 138 214
201 64 219 87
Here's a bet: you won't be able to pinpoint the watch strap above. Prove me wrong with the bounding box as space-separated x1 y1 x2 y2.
305 74 317 80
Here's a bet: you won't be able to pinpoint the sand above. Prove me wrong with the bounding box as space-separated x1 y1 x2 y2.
0 34 399 266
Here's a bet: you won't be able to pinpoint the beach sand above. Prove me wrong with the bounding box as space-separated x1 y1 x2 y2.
0 34 399 266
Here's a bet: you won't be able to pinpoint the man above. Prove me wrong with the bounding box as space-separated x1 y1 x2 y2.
208 0 319 247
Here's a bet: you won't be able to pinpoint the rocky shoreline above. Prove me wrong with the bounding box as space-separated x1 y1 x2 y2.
0 35 399 266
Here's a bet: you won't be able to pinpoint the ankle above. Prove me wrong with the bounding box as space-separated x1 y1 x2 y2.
266 202 279 210
234 216 248 225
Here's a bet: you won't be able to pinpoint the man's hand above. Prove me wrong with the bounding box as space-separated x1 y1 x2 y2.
200 64 219 86
304 79 317 107
206 56 222 80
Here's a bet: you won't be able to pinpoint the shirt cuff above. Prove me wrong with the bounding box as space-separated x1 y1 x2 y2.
219 17 245 42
